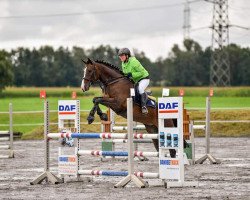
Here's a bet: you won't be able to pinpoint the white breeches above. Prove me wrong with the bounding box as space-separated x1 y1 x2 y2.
138 79 150 94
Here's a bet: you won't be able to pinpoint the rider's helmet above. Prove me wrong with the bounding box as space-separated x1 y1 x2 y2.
118 48 131 57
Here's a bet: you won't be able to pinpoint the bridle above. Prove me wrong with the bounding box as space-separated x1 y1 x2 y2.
82 65 97 86
82 63 127 88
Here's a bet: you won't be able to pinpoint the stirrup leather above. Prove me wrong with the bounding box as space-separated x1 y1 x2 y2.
141 106 148 114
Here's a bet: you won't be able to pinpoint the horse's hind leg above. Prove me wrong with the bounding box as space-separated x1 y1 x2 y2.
169 149 176 158
145 124 176 158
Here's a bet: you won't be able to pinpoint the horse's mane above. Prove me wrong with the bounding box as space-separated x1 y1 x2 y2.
95 60 124 75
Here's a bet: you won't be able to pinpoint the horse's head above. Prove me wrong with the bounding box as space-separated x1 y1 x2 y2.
81 58 99 92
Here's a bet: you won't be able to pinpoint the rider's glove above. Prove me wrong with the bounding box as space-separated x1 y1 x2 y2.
126 73 132 79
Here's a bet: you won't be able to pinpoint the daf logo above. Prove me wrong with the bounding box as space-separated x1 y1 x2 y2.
159 102 178 109
59 105 76 111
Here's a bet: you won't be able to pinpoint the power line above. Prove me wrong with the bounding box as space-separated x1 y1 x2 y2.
190 26 210 32
230 24 250 30
0 0 202 19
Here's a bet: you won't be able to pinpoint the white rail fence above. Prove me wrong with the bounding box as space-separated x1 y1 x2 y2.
0 109 250 128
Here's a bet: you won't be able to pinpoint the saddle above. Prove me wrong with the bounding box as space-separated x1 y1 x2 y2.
133 83 157 109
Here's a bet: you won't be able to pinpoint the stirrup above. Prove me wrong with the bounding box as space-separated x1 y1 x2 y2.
141 106 148 114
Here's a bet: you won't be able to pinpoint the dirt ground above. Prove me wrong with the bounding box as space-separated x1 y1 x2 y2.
0 137 249 200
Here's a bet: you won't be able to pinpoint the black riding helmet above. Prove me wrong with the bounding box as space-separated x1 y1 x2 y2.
118 48 131 57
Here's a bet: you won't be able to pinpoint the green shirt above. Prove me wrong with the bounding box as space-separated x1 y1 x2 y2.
121 57 149 83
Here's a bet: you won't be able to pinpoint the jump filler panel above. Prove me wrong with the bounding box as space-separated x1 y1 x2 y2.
158 97 185 187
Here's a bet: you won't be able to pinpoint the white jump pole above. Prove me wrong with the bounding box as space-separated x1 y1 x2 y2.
30 100 63 185
195 96 220 164
9 103 14 158
115 94 147 188
0 103 14 159
189 121 195 165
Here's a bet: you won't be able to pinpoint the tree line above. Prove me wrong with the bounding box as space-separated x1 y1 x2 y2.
0 39 249 91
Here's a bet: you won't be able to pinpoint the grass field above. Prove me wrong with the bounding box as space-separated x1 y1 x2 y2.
0 87 250 138
1 96 250 112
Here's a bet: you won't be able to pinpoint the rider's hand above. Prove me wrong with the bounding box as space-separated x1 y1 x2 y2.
126 73 132 79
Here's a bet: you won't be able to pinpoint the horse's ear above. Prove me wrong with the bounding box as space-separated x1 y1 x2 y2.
87 58 93 64
81 59 87 64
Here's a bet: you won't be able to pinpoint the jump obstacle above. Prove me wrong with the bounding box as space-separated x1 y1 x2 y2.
80 93 219 166
0 103 14 159
30 90 198 188
101 105 194 162
117 92 220 165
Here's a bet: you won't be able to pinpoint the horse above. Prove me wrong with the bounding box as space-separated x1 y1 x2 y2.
81 58 177 157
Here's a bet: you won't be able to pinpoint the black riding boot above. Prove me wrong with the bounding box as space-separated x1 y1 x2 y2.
141 93 148 114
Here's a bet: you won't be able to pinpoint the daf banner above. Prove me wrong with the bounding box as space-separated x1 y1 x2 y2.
58 100 77 120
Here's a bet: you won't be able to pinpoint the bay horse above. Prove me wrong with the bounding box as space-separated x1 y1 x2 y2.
81 58 176 157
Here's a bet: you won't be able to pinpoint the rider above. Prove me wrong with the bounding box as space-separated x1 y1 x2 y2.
118 48 150 114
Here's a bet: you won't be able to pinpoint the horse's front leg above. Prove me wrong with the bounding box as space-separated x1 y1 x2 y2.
96 105 108 121
87 97 108 124
87 103 99 124
93 97 121 120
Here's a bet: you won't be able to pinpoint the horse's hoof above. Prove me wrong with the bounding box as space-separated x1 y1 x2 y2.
87 116 95 124
100 113 108 121
138 157 149 161
60 138 66 146
92 97 98 103
170 149 176 158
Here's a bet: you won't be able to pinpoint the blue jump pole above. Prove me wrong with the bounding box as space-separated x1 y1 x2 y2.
71 133 102 138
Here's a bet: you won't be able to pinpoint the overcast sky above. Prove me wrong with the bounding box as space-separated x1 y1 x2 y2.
0 0 249 61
